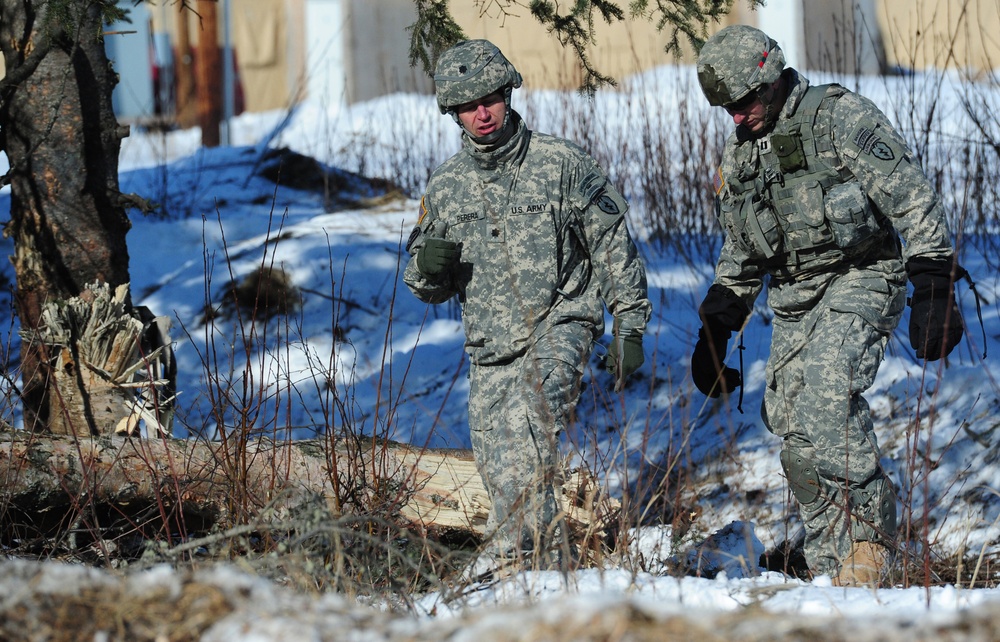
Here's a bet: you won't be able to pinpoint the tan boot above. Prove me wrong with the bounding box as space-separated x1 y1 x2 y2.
459 552 522 584
832 541 889 588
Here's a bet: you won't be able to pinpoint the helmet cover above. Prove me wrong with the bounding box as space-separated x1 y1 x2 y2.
697 25 785 107
434 39 522 113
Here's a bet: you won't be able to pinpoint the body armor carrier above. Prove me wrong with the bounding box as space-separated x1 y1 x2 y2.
722 84 886 269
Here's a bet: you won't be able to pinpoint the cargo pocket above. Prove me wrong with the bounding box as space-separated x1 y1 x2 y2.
829 274 905 334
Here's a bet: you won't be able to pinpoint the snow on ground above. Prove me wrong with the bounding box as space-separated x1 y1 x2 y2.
1 62 999 638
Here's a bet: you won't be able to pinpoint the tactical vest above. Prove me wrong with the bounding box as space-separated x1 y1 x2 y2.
722 84 884 266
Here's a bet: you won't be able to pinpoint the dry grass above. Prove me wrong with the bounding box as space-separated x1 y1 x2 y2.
2 558 1000 642
0 1 997 622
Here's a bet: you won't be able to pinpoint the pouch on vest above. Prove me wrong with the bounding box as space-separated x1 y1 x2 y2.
771 131 807 173
720 197 754 256
823 181 882 249
744 193 785 259
772 179 830 251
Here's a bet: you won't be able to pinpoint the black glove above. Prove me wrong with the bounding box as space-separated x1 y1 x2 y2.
691 285 749 398
907 257 965 361
416 237 460 278
606 332 644 392
691 327 742 397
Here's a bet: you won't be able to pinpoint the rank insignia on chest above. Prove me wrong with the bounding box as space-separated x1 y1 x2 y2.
489 226 504 243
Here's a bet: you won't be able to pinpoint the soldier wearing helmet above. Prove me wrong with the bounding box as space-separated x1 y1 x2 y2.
404 40 651 579
697 24 786 132
433 39 522 144
690 25 967 587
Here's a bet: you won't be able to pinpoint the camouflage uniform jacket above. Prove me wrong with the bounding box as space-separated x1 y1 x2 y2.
404 113 651 365
713 69 955 318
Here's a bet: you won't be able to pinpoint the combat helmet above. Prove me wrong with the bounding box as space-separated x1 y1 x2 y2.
697 25 785 108
434 39 522 114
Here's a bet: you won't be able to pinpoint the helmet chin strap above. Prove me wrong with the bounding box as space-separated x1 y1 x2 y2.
757 77 785 129
761 96 775 125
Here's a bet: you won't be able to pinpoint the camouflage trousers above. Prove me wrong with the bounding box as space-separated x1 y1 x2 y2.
763 269 905 577
467 322 592 564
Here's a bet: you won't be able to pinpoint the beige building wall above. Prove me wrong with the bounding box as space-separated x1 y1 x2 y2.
447 4 759 89
875 0 1000 73
151 0 432 115
153 0 300 114
229 0 298 112
450 0 1000 87
12 0 983 119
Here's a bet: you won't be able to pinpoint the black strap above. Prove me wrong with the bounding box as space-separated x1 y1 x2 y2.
962 271 987 360
736 331 745 414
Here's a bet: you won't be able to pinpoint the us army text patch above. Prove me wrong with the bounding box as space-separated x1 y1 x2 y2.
510 203 548 215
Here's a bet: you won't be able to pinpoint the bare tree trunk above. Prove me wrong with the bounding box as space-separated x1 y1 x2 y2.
175 2 198 128
0 2 136 432
196 0 222 147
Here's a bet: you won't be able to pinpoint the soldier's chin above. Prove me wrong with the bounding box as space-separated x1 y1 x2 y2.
468 123 506 145
744 121 773 138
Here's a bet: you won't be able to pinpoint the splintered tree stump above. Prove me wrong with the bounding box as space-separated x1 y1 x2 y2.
0 432 618 546
22 282 174 437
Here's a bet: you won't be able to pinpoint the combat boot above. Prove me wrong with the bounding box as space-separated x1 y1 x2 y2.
832 541 889 587
459 552 521 584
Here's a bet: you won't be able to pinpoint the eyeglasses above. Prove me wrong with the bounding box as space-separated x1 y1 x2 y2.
723 91 759 115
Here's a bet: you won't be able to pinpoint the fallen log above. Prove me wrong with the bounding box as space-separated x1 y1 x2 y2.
0 431 617 548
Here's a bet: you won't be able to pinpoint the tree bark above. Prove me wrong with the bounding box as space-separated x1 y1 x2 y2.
0 431 617 545
0 2 135 432
25 281 175 437
195 0 222 147
174 2 198 128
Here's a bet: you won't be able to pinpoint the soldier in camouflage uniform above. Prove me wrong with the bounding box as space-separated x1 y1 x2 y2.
403 40 651 574
692 25 966 586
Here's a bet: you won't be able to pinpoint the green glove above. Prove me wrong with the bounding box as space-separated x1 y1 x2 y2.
606 333 644 392
416 237 460 278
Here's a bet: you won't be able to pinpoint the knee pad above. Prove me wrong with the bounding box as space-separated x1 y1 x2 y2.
849 474 898 542
779 449 822 506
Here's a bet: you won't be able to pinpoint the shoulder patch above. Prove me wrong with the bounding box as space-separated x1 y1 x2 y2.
713 166 725 195
596 191 620 215
576 168 627 215
579 170 607 203
417 196 429 226
852 126 896 161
